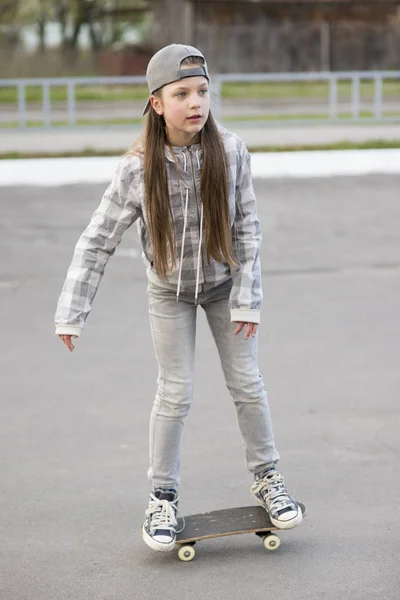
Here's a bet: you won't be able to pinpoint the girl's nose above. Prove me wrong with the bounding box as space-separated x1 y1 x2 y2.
190 95 201 108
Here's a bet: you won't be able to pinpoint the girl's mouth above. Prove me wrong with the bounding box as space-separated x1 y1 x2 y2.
188 115 202 121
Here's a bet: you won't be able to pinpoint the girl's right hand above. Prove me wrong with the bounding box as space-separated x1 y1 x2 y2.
58 334 77 352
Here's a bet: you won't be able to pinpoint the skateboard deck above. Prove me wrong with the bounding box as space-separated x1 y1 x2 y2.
176 502 306 561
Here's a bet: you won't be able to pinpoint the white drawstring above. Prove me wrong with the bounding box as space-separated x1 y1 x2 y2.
177 149 203 302
195 202 203 302
195 150 203 302
176 188 189 300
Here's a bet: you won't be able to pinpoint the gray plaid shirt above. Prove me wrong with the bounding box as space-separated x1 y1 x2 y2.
55 126 262 336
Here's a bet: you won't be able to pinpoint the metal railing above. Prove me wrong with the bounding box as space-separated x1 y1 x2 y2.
0 71 399 129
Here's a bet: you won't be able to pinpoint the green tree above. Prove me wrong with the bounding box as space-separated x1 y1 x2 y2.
0 0 20 21
1 0 149 58
0 0 21 48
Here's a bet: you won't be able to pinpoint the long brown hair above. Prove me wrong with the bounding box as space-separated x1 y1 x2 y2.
131 56 237 279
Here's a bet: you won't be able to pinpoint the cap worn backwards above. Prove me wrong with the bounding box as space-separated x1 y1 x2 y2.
142 43 209 115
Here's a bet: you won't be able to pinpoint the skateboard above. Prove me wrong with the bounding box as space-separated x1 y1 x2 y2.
176 502 306 561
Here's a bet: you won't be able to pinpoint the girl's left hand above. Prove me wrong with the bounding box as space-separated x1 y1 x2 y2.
234 322 258 340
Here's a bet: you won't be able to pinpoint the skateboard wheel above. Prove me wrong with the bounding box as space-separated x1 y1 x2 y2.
263 534 281 551
178 545 196 562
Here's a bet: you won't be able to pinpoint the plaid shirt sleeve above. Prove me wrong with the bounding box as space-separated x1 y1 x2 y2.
55 156 141 334
229 146 263 324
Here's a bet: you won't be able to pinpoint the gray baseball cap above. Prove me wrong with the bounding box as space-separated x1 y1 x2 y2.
142 43 209 115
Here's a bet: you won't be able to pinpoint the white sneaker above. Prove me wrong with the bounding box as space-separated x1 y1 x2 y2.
141 488 179 552
250 471 303 530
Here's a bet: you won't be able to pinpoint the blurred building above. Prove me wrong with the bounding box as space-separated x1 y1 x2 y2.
147 0 400 72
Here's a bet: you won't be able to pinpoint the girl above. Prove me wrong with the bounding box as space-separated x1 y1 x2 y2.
55 43 302 553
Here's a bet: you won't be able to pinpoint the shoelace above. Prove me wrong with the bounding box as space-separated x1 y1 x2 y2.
145 493 185 533
250 473 295 514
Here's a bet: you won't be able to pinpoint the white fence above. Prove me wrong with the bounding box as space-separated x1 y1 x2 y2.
0 71 399 129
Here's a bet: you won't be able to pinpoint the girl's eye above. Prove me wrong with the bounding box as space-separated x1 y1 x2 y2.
176 89 208 98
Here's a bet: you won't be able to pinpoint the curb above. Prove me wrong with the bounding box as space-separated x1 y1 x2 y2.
1 149 400 186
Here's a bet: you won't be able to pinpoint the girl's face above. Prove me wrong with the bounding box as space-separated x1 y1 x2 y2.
150 73 210 147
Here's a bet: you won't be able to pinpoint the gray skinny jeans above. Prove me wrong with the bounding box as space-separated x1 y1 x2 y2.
147 278 280 490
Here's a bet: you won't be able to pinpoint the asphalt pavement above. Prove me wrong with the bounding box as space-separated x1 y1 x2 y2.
1 175 399 599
